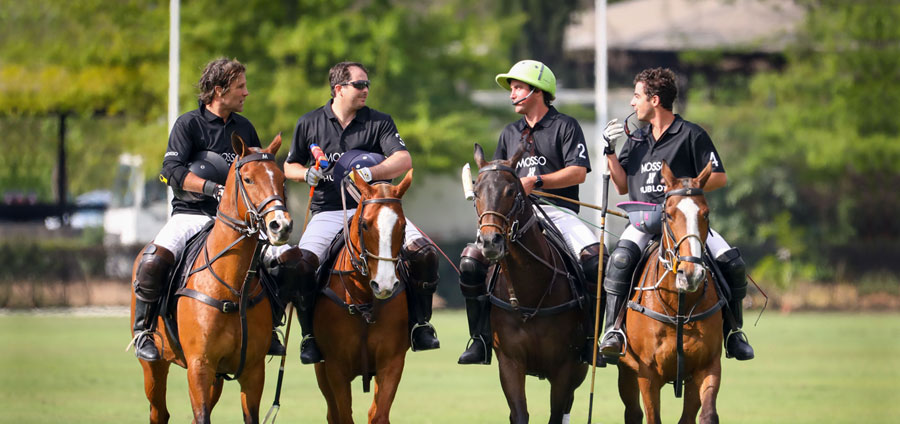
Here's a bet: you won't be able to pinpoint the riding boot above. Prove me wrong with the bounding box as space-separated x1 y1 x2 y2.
458 243 493 364
403 238 441 352
267 330 286 356
133 298 161 361
131 244 174 362
717 248 755 360
269 246 322 364
458 295 492 364
579 243 606 365
598 240 641 363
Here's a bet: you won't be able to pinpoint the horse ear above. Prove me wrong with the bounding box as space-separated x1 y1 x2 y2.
660 160 677 189
508 144 526 169
266 132 282 155
395 169 413 198
231 133 247 158
352 169 374 198
696 160 713 189
474 143 488 169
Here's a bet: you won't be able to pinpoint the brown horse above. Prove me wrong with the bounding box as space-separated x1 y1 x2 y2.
131 134 291 424
472 145 588 424
616 160 724 424
312 170 414 424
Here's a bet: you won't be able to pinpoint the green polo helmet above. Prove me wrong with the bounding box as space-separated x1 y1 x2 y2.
495 60 556 98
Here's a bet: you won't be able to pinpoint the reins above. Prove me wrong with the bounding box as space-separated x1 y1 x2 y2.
175 151 286 381
476 163 580 321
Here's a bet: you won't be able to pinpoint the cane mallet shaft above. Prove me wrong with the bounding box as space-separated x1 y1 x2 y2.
586 172 611 424
263 145 328 424
532 189 626 219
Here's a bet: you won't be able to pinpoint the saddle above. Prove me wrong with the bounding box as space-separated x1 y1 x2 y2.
157 220 284 355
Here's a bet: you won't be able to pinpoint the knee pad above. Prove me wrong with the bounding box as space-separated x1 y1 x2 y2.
133 244 174 303
604 240 641 296
402 238 439 291
717 247 747 300
579 243 603 292
459 244 489 298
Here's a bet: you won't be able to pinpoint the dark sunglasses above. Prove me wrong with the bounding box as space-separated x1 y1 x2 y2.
340 80 370 90
623 111 643 140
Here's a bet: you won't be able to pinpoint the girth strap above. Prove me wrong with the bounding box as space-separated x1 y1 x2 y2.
320 285 406 325
175 287 267 313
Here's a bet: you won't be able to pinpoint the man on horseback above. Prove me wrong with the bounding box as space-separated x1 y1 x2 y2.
598 67 755 362
132 58 287 361
269 61 441 364
458 59 604 365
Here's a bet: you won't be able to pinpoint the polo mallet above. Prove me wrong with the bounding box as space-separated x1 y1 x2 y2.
532 190 626 219
263 143 328 424
586 165 611 424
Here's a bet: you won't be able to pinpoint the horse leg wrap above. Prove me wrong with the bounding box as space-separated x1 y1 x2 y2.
402 238 440 351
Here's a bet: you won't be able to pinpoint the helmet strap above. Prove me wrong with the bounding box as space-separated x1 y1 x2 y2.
512 87 535 106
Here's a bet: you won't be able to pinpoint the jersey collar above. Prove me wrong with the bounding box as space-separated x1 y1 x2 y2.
515 106 560 132
324 99 370 124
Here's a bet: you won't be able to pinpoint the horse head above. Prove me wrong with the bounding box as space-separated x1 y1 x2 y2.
350 169 413 299
472 143 527 263
221 133 292 245
660 160 713 292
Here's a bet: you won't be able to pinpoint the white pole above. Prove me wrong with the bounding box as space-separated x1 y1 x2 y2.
167 0 180 216
594 0 608 225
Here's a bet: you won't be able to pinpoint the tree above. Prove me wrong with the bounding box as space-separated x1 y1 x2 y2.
686 0 900 284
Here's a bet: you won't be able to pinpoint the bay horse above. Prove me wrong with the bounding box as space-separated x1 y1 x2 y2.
472 144 588 424
616 160 725 424
312 170 414 424
131 133 291 423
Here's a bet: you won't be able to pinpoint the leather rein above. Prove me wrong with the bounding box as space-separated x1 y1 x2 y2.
176 152 287 381
475 163 579 322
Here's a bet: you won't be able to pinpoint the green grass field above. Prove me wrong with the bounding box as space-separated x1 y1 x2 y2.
1 309 898 423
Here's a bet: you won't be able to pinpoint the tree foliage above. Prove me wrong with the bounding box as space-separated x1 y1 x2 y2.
686 0 900 283
0 0 523 199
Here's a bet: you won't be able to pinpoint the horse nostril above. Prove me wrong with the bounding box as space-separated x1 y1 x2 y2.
490 233 504 245
285 220 293 234
370 281 379 292
268 220 280 232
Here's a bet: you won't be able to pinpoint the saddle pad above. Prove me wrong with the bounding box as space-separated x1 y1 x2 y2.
618 201 662 235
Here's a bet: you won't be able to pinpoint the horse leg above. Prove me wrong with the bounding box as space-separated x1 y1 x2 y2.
368 355 406 424
695 363 721 424
237 360 266 424
636 371 663 424
208 377 224 413
318 362 355 424
497 356 529 424
678 377 701 424
141 358 172 424
617 363 643 424
547 362 586 424
186 359 218 424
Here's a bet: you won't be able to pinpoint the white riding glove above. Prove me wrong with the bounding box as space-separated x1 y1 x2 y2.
305 166 324 187
602 118 625 155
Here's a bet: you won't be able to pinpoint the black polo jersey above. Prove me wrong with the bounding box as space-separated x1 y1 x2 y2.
160 102 261 216
618 114 724 204
286 99 407 212
494 107 591 213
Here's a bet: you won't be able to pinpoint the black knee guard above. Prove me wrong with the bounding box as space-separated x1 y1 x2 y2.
133 244 174 303
579 243 605 295
459 243 489 299
402 237 440 294
717 247 747 301
604 240 641 296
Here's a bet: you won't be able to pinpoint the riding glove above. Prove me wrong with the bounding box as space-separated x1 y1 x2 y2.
602 119 625 155
305 166 324 187
202 180 225 201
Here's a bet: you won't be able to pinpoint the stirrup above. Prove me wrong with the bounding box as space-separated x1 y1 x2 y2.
126 330 161 361
600 329 627 356
725 329 754 359
410 322 440 351
458 335 490 365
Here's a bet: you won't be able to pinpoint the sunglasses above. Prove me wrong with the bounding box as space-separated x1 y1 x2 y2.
340 80 370 90
623 111 643 140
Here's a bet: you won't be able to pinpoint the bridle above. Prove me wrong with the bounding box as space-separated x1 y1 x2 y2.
475 164 533 243
659 186 708 280
216 152 287 237
340 180 402 277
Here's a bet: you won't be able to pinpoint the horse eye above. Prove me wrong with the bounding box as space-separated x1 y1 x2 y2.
361 221 369 231
243 177 252 184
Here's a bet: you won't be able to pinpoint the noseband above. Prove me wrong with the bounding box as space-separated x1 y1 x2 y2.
660 187 707 277
476 164 530 242
216 152 288 237
340 181 403 277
